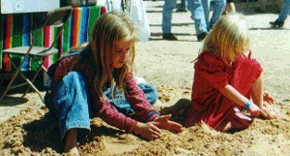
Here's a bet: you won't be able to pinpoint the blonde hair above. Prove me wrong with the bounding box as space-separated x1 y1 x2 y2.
201 13 250 64
73 11 137 100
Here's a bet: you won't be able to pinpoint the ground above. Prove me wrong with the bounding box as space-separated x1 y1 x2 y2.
1 0 290 155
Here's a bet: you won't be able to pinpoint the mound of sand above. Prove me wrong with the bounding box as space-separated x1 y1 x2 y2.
1 86 290 156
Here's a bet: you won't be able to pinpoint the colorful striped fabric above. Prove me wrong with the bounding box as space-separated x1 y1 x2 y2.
0 6 105 72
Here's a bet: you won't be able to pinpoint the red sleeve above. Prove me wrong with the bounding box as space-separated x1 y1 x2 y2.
54 55 77 82
195 53 229 89
124 71 159 121
91 71 159 133
96 98 137 133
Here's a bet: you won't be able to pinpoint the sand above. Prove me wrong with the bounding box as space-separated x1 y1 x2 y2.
1 86 290 156
1 0 290 155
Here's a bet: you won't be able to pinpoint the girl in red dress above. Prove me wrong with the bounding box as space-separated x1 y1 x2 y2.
185 13 279 132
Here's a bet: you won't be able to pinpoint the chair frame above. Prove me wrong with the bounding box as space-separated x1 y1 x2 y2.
0 6 73 103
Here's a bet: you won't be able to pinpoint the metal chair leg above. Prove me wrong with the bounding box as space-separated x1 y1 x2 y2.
9 59 44 103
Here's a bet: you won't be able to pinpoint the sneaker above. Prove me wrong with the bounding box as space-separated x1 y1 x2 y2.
163 33 178 41
197 32 209 42
208 24 213 31
270 19 284 27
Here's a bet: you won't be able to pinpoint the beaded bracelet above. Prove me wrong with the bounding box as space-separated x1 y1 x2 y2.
242 101 252 113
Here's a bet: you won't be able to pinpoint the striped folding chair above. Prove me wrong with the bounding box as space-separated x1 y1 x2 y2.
0 6 73 103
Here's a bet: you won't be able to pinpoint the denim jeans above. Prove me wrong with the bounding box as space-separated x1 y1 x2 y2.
162 0 177 34
278 0 290 21
188 0 209 34
188 0 225 32
104 83 158 116
44 71 158 140
162 0 225 35
209 0 226 26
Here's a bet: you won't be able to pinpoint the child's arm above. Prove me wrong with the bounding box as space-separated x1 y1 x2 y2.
96 100 163 140
219 84 268 118
96 99 138 133
124 71 159 121
133 114 183 140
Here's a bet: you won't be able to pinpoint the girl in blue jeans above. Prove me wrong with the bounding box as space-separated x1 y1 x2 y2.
44 11 183 155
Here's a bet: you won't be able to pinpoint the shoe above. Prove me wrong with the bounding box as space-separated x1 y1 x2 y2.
197 32 209 42
270 19 284 27
176 8 188 12
208 24 213 31
163 33 178 41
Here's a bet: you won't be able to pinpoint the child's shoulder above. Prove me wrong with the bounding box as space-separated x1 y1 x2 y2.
198 50 223 64
196 50 227 70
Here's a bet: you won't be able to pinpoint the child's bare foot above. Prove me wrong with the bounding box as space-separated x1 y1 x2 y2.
64 146 79 156
64 128 79 155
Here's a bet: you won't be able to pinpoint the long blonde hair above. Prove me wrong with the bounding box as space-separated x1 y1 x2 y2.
201 13 250 64
73 11 137 100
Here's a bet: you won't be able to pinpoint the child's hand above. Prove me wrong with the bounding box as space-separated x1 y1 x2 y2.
133 122 161 140
263 92 275 104
152 114 184 133
249 103 268 119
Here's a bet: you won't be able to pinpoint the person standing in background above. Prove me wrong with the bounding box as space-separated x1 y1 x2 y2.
269 0 290 27
162 0 226 41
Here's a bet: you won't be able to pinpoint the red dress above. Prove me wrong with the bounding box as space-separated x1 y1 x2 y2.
185 50 263 130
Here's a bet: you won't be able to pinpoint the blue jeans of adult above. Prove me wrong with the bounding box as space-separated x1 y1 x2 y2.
209 0 226 26
44 71 158 141
188 0 225 33
187 0 209 35
162 0 177 34
278 0 290 21
162 0 208 35
162 0 225 36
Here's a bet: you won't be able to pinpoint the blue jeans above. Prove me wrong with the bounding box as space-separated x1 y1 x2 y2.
104 83 158 116
209 0 226 26
278 0 290 21
162 0 225 35
188 0 226 32
162 0 177 34
44 71 158 140
188 0 209 34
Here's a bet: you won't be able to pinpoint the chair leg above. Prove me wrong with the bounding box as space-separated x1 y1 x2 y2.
8 58 44 103
22 60 48 103
22 63 43 97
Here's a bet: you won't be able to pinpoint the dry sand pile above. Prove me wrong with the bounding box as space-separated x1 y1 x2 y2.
1 1 290 155
1 86 290 156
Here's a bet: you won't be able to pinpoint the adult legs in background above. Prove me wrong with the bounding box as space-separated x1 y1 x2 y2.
162 0 178 40
201 0 210 29
270 0 290 27
188 0 209 41
209 0 226 28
